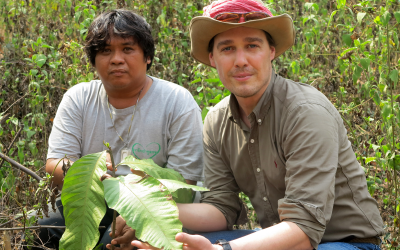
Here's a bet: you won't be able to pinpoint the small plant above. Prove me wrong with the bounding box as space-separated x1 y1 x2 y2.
59 150 207 250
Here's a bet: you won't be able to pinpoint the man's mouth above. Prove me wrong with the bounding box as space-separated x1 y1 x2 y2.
110 69 127 76
233 73 252 81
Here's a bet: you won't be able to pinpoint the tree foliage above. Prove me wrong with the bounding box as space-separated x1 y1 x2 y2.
0 0 400 248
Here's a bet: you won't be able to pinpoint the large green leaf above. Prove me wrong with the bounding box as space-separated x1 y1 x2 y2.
121 156 194 203
121 156 185 182
103 175 183 250
158 179 209 198
60 151 107 250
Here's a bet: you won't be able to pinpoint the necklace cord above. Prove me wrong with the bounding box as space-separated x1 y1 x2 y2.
106 79 147 147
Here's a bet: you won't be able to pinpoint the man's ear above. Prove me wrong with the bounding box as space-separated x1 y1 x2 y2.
146 57 151 64
209 52 216 67
269 46 276 61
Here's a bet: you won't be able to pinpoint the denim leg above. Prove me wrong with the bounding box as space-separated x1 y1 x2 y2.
197 229 259 244
99 224 113 250
98 206 116 249
33 198 65 249
349 242 381 250
319 242 381 250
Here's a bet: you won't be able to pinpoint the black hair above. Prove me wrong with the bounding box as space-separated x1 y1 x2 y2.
207 30 276 53
84 9 155 71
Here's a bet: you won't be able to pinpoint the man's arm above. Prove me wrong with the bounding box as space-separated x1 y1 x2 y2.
170 221 312 250
177 203 227 232
46 158 74 190
228 222 312 250
130 218 312 250
46 91 84 188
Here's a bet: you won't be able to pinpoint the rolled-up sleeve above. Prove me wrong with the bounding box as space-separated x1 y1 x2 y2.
279 103 338 249
200 111 248 230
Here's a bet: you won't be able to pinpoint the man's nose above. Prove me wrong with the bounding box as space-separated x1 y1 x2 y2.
234 49 248 67
110 50 124 64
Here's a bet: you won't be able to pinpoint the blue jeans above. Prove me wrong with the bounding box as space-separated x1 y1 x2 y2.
198 230 381 250
318 242 381 250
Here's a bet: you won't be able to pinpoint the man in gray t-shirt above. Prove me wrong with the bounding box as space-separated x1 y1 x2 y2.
34 9 203 250
48 76 203 180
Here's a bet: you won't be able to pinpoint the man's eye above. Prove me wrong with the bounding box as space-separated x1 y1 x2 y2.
100 48 111 53
248 44 258 48
222 47 232 52
124 47 134 52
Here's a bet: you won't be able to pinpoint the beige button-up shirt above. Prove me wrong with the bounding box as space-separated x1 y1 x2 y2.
201 71 384 249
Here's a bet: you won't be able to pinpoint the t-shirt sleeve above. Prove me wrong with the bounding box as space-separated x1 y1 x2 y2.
278 103 339 249
200 111 248 229
165 93 204 182
47 92 83 161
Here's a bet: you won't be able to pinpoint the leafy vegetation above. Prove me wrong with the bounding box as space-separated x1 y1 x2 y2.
59 151 107 250
59 152 207 250
0 0 399 249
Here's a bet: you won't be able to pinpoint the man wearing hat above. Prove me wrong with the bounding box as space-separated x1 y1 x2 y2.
113 0 385 249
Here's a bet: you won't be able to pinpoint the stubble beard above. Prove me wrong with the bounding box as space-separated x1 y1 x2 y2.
229 72 269 99
228 68 266 98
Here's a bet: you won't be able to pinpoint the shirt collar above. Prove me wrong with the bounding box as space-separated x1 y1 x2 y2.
228 69 277 126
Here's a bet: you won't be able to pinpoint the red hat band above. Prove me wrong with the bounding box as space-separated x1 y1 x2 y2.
203 0 274 19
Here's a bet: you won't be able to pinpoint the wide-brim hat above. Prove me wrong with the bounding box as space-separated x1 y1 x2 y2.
190 14 295 67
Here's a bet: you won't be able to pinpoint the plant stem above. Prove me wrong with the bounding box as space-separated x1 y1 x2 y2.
201 80 209 107
2 93 29 115
387 23 399 221
107 147 118 250
0 125 23 168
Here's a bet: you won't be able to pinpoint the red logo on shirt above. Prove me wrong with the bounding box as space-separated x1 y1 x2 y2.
274 161 277 168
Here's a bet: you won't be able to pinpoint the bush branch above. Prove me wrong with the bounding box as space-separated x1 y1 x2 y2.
0 152 42 181
0 225 106 231
0 126 23 168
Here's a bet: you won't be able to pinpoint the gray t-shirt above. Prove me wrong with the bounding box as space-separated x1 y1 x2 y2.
47 76 203 181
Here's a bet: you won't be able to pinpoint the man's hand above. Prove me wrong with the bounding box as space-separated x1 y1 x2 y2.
175 233 222 250
130 241 160 250
106 152 114 171
131 233 222 250
106 216 136 250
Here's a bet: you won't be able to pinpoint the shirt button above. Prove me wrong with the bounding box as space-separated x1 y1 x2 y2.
257 168 261 172
263 197 267 201
258 119 262 124
250 139 255 143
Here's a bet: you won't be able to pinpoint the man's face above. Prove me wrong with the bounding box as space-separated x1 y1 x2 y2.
94 35 150 91
209 27 275 99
